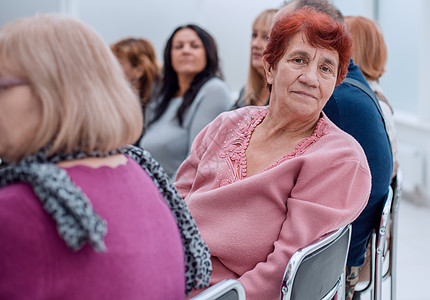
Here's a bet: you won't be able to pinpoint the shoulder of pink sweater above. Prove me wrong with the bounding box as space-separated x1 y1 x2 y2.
0 182 36 204
193 106 266 144
217 106 266 123
0 182 49 238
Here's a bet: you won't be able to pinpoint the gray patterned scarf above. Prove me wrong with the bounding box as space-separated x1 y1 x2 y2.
0 145 211 294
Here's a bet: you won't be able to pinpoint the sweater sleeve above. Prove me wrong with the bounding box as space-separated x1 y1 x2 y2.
238 157 371 300
187 78 233 149
175 120 212 199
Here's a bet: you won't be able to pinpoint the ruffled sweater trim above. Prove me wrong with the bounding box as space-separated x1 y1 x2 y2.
218 107 329 186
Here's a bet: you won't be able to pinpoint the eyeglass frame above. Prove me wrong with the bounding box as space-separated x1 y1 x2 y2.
0 77 29 89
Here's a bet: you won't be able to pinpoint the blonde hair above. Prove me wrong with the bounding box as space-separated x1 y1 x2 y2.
345 15 387 81
0 14 143 160
111 38 160 105
243 8 278 106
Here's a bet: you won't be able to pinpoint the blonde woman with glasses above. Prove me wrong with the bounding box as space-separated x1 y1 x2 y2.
0 14 210 299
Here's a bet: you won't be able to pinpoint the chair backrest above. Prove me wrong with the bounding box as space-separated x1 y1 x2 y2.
190 279 246 300
390 169 402 233
386 169 402 299
376 185 394 257
355 169 401 300
366 184 393 300
281 224 352 300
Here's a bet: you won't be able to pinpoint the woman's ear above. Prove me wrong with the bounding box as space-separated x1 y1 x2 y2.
135 64 145 79
263 58 273 85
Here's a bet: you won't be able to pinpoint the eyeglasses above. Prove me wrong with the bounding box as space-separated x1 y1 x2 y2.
0 77 29 89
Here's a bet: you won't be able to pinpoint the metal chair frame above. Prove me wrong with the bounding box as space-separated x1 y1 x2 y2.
281 224 352 300
355 170 402 300
190 279 246 300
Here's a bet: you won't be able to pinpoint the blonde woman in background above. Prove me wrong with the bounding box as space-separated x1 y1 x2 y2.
232 8 278 109
345 15 398 178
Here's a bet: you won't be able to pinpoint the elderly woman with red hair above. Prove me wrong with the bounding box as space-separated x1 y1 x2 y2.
175 7 371 300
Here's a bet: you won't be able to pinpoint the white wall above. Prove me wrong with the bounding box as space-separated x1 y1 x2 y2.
0 0 422 105
378 0 430 204
0 0 59 24
71 0 285 95
0 0 378 96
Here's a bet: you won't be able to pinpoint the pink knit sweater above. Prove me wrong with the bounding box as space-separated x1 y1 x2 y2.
175 106 371 300
0 157 185 300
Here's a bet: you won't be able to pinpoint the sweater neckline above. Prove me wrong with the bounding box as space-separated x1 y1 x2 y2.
218 107 329 186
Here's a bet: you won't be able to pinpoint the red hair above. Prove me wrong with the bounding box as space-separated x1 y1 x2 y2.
264 6 352 86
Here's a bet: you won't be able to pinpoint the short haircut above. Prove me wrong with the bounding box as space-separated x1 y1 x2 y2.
0 14 143 159
293 0 344 23
264 6 352 86
345 16 387 81
111 37 160 104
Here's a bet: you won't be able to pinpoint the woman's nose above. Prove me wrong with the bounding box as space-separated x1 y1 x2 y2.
181 44 192 53
298 67 319 87
251 37 263 48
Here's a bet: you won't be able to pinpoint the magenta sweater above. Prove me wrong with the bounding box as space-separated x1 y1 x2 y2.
175 106 371 300
0 156 185 300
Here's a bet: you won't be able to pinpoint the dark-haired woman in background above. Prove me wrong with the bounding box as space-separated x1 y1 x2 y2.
139 24 233 179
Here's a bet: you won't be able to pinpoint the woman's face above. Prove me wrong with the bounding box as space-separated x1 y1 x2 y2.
171 28 207 80
0 70 41 162
250 20 270 76
264 32 339 119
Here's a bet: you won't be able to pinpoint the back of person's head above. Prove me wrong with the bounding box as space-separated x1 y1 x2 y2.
294 0 343 22
0 14 142 159
265 6 352 86
111 37 160 103
278 0 344 24
152 24 222 126
345 16 387 81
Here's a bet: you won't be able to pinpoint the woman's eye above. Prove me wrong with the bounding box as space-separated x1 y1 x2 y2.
320 66 332 74
251 32 257 39
173 44 183 50
264 34 269 41
293 58 304 64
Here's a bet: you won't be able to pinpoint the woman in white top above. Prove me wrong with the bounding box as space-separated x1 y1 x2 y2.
139 24 232 179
